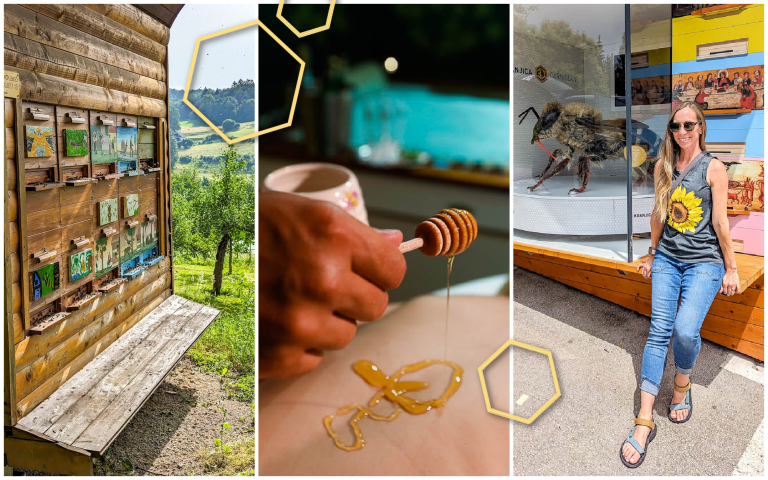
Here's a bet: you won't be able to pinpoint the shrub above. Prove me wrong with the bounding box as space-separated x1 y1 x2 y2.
222 119 240 132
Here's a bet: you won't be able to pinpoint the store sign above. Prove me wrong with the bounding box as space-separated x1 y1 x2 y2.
536 65 547 83
4 70 19 98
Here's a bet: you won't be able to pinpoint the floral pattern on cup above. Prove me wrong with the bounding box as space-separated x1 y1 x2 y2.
340 190 359 210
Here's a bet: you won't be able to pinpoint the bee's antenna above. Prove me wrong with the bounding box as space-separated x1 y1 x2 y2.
517 107 540 124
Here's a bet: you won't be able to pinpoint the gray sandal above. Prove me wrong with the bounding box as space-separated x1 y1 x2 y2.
668 382 692 424
620 417 657 468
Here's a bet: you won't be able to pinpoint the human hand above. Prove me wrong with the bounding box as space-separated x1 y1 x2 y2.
720 270 740 296
637 255 654 279
259 191 407 379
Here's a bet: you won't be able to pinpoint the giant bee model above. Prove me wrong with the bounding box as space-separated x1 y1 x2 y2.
519 101 645 194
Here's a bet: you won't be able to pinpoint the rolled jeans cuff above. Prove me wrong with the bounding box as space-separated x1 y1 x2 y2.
640 378 660 396
675 364 694 375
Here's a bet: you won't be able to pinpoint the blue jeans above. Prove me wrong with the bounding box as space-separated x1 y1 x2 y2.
640 251 725 396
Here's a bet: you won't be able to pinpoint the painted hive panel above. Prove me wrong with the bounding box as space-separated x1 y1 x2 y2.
64 129 90 156
94 236 119 277
124 194 139 217
673 66 764 111
26 126 55 157
727 160 764 212
90 125 117 164
69 248 93 282
99 198 119 225
29 263 60 301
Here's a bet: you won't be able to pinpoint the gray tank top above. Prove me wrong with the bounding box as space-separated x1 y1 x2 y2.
657 152 724 264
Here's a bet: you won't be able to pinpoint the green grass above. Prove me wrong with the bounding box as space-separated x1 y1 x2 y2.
178 121 255 158
174 257 254 402
200 436 255 476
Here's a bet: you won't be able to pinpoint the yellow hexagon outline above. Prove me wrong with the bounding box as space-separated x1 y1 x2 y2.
478 339 561 424
277 0 336 38
183 20 305 143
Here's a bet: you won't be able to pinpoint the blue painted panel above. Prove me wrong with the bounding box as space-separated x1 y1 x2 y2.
673 52 765 75
633 64 671 78
706 111 765 130
706 128 764 156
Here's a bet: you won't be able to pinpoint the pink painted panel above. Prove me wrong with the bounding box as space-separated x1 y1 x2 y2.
731 226 764 256
729 212 765 230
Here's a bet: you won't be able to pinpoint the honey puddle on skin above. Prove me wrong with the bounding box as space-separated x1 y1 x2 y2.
323 359 464 451
324 233 463 452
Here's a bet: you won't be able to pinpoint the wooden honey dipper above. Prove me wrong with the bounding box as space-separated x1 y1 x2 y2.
399 209 477 256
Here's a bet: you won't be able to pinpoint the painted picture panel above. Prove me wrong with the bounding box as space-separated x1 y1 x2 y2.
64 129 89 156
121 226 142 263
140 220 159 250
94 236 119 277
726 160 764 212
29 262 60 301
124 194 139 217
99 198 119 226
70 248 93 282
116 126 138 161
91 124 117 164
673 65 764 111
26 125 56 157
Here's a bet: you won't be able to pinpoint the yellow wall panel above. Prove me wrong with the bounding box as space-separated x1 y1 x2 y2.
649 48 671 65
673 22 764 63
673 4 763 36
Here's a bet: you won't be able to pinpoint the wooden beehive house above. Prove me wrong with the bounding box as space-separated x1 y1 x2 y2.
4 5 218 474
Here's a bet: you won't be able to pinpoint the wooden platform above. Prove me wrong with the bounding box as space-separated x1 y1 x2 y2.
514 242 764 360
10 295 218 462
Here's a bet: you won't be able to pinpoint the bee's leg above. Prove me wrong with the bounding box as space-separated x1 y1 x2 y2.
536 154 557 179
528 151 571 192
569 157 591 195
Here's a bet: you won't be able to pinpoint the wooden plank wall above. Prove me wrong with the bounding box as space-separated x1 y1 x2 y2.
4 4 172 424
514 249 765 361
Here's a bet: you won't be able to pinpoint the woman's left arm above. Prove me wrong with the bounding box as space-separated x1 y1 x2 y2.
708 159 741 295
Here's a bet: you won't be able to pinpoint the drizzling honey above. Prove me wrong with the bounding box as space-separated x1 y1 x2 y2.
445 255 455 357
323 359 464 451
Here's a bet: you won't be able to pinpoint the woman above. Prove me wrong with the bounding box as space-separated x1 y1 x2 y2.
619 101 740 468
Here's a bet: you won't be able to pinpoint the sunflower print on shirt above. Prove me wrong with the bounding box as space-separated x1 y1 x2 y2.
668 186 703 234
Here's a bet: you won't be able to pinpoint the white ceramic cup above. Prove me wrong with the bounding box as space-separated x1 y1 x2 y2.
263 162 369 225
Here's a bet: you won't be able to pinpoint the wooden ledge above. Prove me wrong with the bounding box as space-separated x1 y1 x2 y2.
703 109 751 116
14 295 219 456
26 182 64 191
514 241 764 293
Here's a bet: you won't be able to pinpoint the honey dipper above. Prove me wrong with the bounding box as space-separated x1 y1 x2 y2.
398 209 477 256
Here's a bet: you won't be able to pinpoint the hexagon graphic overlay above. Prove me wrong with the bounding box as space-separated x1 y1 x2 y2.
277 0 336 38
183 20 305 142
478 339 561 424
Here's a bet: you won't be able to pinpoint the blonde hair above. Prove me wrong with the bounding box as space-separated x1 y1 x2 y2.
654 101 707 223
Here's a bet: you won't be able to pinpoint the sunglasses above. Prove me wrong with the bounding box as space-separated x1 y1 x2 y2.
668 121 701 132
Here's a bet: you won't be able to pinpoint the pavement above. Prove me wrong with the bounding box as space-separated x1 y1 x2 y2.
512 267 764 476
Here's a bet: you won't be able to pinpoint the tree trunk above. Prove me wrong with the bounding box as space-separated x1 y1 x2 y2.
228 236 233 274
213 233 230 295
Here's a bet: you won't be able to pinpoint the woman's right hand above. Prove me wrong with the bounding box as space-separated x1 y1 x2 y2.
637 255 654 279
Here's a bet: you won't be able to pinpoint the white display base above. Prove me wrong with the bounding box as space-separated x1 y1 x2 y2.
514 230 652 263
513 175 655 235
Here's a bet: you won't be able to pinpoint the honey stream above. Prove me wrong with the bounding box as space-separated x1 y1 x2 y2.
445 255 454 357
323 359 464 451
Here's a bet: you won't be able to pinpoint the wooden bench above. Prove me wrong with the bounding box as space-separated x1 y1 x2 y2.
514 243 765 360
5 295 219 475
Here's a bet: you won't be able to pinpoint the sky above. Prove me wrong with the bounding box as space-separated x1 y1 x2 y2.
167 4 257 91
